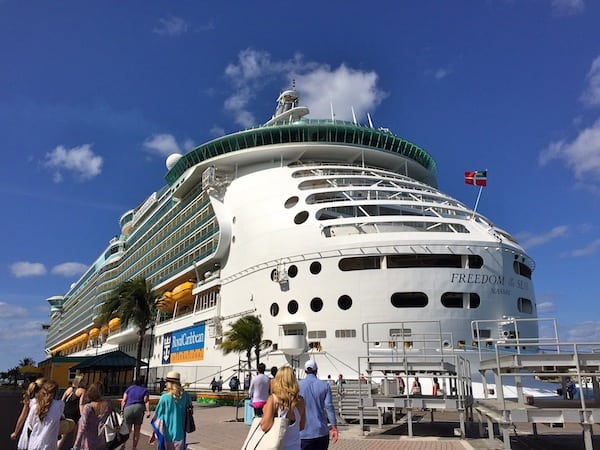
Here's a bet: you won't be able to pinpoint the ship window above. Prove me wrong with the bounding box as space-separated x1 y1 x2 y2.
468 255 483 268
517 297 533 314
473 329 491 338
391 292 428 308
310 297 323 312
469 293 481 308
310 261 322 274
513 261 532 279
288 300 299 314
287 265 298 278
388 254 461 268
270 269 278 282
339 256 380 271
337 295 352 310
285 196 299 208
335 329 357 338
294 211 309 224
308 330 327 339
441 292 463 308
390 328 411 337
270 303 279 317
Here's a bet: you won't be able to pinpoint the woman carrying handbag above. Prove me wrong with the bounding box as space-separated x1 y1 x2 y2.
257 366 306 450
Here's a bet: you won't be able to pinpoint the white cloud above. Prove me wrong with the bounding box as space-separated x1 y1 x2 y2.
296 64 386 122
223 49 385 127
153 16 189 36
536 301 555 314
516 225 569 249
568 238 600 257
209 126 225 137
539 118 600 189
44 144 103 182
0 302 28 318
551 0 585 16
581 55 600 106
51 262 88 277
10 262 47 278
143 134 181 157
565 321 600 342
183 139 196 151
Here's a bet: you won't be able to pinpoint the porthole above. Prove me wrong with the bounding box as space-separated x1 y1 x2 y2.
270 269 278 282
270 303 279 317
338 295 352 310
287 265 298 278
310 261 322 274
285 196 299 208
232 235 236 243
288 300 299 314
232 216 236 224
294 211 309 224
310 297 323 312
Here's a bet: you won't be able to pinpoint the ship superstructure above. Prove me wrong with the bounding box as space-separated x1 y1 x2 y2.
44 88 538 388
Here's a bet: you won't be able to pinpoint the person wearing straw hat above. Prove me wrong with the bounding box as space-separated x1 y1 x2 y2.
149 371 192 450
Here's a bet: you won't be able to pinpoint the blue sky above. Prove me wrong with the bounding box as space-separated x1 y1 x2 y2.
1 0 599 371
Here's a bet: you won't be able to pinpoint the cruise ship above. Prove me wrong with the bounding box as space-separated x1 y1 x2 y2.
44 87 538 392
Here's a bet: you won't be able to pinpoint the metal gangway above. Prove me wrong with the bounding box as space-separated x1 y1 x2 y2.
472 317 600 450
353 320 474 437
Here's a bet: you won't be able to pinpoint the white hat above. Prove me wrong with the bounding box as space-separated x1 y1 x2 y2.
166 371 181 382
304 359 318 372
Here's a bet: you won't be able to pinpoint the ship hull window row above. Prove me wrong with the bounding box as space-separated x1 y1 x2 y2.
338 254 485 271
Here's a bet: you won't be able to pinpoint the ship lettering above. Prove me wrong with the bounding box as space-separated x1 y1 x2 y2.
450 273 504 285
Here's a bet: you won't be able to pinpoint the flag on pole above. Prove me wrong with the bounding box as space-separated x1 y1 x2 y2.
464 170 487 187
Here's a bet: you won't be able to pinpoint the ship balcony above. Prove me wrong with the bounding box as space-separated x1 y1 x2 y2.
105 324 139 345
278 335 307 355
277 323 308 356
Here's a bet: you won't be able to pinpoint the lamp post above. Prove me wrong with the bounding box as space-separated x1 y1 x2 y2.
145 320 156 388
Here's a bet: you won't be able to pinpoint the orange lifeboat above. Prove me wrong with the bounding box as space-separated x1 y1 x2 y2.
156 291 175 313
172 281 195 307
89 328 100 339
108 317 121 330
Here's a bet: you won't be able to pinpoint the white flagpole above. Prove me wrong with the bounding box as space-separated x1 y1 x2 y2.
473 185 483 215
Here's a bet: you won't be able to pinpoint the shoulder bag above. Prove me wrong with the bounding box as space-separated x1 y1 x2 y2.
184 401 196 433
241 416 288 450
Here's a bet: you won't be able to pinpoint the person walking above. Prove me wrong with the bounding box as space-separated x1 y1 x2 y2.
19 379 64 450
149 371 192 450
10 377 46 444
72 381 113 450
58 375 86 450
248 363 271 417
299 360 338 450
260 366 306 450
121 376 151 450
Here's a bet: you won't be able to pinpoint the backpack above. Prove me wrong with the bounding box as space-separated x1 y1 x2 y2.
99 410 129 450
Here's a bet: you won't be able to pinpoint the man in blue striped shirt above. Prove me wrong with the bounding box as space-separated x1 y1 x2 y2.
299 359 338 449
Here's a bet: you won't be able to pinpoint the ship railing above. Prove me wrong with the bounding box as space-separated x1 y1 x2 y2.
472 317 560 362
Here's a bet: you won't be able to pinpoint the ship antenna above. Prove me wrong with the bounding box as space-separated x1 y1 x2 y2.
351 106 357 125
367 112 374 128
330 101 335 122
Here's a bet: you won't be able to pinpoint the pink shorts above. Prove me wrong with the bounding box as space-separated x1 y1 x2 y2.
251 401 266 409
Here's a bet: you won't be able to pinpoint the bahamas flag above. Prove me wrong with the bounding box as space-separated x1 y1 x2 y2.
464 170 487 187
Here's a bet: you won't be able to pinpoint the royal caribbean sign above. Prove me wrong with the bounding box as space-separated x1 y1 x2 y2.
162 323 205 364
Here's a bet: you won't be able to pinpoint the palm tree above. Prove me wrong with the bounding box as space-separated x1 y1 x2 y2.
18 357 36 367
220 315 270 372
99 277 156 380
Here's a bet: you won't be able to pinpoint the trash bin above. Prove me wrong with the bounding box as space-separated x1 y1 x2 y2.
244 399 254 425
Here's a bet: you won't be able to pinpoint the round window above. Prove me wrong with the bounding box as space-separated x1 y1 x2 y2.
338 295 352 310
310 297 323 312
310 261 322 274
288 300 299 314
270 303 279 317
294 211 309 224
284 196 299 208
288 265 298 278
